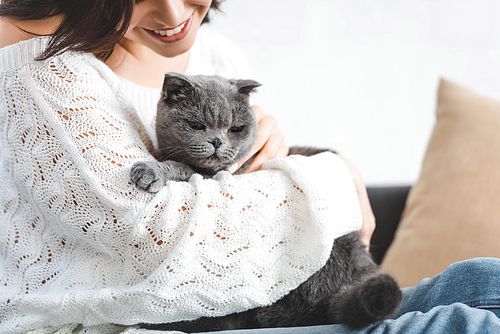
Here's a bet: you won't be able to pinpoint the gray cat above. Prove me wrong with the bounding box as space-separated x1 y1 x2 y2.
131 73 402 331
131 73 260 192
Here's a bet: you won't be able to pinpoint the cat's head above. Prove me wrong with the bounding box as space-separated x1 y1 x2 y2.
155 73 261 175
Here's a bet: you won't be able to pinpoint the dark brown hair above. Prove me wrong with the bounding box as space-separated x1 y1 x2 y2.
0 0 222 60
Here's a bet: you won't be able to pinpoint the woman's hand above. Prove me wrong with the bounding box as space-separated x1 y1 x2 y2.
230 105 289 173
338 156 376 250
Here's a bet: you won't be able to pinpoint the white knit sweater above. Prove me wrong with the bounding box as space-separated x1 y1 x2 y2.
0 29 362 334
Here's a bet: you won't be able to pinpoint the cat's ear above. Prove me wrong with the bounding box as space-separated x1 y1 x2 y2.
162 73 195 102
234 79 262 96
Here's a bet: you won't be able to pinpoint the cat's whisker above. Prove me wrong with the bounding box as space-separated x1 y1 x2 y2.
157 144 185 152
156 145 184 155
156 146 187 162
219 149 238 162
158 150 183 160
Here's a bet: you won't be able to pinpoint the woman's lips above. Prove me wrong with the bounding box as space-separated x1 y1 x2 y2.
145 14 193 43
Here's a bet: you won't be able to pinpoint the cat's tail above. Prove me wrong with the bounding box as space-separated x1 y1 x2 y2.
332 272 403 328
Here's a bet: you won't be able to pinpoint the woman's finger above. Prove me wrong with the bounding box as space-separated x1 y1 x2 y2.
231 105 288 173
245 129 287 173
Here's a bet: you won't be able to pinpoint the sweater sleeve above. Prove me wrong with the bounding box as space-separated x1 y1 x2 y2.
1 52 361 329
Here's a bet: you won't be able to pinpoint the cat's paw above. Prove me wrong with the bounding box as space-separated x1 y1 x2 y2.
131 161 165 193
358 273 403 324
335 273 403 328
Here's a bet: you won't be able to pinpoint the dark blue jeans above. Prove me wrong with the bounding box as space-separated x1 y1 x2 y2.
195 258 500 334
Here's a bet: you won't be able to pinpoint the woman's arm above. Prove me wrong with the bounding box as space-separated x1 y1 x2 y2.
338 156 376 248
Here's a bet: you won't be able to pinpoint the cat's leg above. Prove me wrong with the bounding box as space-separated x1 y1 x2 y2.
323 233 403 328
131 160 195 192
330 272 402 328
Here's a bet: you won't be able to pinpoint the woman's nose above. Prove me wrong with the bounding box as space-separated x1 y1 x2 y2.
152 0 187 27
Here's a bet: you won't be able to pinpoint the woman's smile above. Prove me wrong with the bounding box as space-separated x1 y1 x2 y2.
122 1 211 59
144 13 194 44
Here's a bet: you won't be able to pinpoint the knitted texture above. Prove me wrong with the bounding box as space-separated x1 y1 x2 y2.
0 37 362 333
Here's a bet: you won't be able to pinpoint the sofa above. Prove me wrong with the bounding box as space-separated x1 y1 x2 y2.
367 185 410 265
362 79 500 288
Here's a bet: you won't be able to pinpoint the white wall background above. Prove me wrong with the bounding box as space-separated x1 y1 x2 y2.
209 0 500 185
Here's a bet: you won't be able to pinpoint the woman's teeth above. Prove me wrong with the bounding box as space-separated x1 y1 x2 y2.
153 23 186 37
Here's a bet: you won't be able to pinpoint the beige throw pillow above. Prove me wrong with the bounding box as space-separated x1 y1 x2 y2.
381 79 500 287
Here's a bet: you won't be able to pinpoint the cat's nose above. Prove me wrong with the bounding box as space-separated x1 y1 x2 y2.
210 138 222 149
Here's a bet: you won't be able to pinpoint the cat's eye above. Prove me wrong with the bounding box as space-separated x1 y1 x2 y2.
228 126 245 133
188 121 205 131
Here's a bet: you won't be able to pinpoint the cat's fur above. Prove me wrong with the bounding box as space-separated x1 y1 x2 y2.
131 73 403 331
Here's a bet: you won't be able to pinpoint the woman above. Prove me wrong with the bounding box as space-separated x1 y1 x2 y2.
0 1 498 334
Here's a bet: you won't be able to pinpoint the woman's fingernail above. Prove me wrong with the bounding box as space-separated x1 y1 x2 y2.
228 164 238 174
